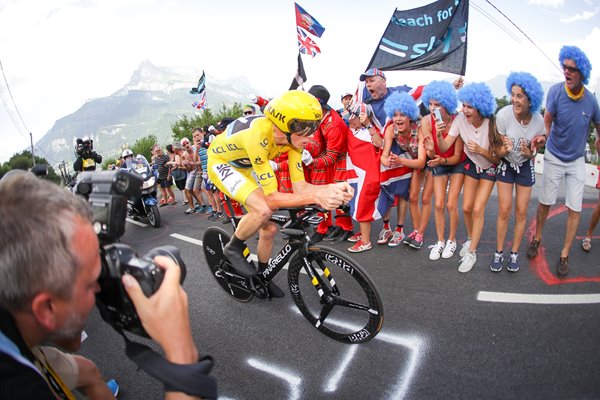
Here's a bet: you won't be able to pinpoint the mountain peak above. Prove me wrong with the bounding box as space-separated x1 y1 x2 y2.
115 60 193 95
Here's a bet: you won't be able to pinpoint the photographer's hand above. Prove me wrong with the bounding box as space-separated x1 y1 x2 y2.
122 256 198 365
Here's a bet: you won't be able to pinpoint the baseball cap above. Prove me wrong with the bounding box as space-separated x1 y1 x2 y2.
180 137 190 146
308 85 331 111
217 117 235 131
360 68 386 82
340 92 353 101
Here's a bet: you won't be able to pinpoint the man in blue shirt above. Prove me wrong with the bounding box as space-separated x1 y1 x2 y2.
527 46 600 276
360 68 412 127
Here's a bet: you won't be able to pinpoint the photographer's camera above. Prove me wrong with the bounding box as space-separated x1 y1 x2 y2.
75 170 187 337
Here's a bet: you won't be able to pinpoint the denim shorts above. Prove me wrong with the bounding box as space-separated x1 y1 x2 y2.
462 158 497 181
157 177 172 188
496 159 535 187
431 160 466 177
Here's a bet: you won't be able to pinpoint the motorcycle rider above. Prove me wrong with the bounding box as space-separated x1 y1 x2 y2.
120 149 134 170
73 136 102 172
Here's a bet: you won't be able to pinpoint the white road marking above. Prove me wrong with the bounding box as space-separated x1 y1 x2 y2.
126 218 147 227
290 306 425 399
170 233 203 246
324 345 358 392
247 358 301 400
477 291 600 304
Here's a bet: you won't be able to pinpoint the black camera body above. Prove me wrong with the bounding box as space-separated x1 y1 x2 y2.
75 170 186 337
75 138 93 157
97 243 186 337
76 171 140 242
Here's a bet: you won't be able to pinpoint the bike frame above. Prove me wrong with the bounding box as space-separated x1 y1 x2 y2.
221 196 322 283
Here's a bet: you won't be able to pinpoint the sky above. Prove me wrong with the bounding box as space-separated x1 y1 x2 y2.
0 0 599 164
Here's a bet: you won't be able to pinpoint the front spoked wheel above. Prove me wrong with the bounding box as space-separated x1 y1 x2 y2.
288 246 384 343
202 227 253 302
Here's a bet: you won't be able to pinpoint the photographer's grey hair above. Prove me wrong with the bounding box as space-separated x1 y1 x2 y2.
0 173 92 312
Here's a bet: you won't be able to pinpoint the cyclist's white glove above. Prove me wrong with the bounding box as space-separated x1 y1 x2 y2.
269 160 279 171
302 149 313 165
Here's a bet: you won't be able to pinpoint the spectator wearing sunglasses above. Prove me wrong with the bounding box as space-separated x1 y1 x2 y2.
337 92 353 126
527 45 600 276
242 104 257 116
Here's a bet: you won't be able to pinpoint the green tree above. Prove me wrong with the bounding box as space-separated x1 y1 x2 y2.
170 103 244 143
495 95 510 113
0 150 60 183
101 135 158 169
131 135 158 161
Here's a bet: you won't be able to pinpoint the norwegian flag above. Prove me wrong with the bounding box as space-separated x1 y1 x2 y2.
297 27 321 57
345 103 385 222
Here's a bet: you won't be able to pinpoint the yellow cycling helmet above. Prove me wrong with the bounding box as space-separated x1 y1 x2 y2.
264 90 322 137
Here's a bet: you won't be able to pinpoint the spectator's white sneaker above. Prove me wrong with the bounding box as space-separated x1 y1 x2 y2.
388 230 405 247
442 240 457 259
377 228 393 245
459 239 472 257
458 252 477 273
429 241 445 261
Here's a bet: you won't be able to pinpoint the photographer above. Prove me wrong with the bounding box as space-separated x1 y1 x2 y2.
73 136 103 172
0 172 203 400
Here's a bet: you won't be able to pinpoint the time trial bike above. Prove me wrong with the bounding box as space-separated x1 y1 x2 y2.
202 203 384 344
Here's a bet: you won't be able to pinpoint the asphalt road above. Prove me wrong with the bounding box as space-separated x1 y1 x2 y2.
79 180 600 400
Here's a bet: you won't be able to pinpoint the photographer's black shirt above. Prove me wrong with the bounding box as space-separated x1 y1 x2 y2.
0 308 65 399
73 152 102 172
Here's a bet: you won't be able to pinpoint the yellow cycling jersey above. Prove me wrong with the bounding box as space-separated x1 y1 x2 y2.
208 116 304 197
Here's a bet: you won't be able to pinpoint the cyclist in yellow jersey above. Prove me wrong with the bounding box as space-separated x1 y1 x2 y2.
208 90 354 296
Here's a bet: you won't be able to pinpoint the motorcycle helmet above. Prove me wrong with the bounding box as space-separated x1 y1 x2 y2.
122 149 133 159
264 90 322 139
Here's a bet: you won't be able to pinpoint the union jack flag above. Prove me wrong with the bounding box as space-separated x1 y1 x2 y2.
192 91 207 110
297 27 321 57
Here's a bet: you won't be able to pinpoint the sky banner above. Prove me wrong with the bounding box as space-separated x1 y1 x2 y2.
190 70 207 109
366 0 468 75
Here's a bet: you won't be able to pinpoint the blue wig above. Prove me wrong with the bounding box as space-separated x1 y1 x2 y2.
505 71 544 113
384 91 419 121
559 45 592 85
422 80 458 114
458 82 496 118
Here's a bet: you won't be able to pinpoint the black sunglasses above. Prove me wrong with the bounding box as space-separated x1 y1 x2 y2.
562 64 580 74
243 111 253 115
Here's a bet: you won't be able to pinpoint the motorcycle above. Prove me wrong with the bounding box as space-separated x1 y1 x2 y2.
122 154 161 228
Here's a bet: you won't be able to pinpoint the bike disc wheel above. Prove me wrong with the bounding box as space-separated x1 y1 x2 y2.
202 227 253 302
288 246 383 343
